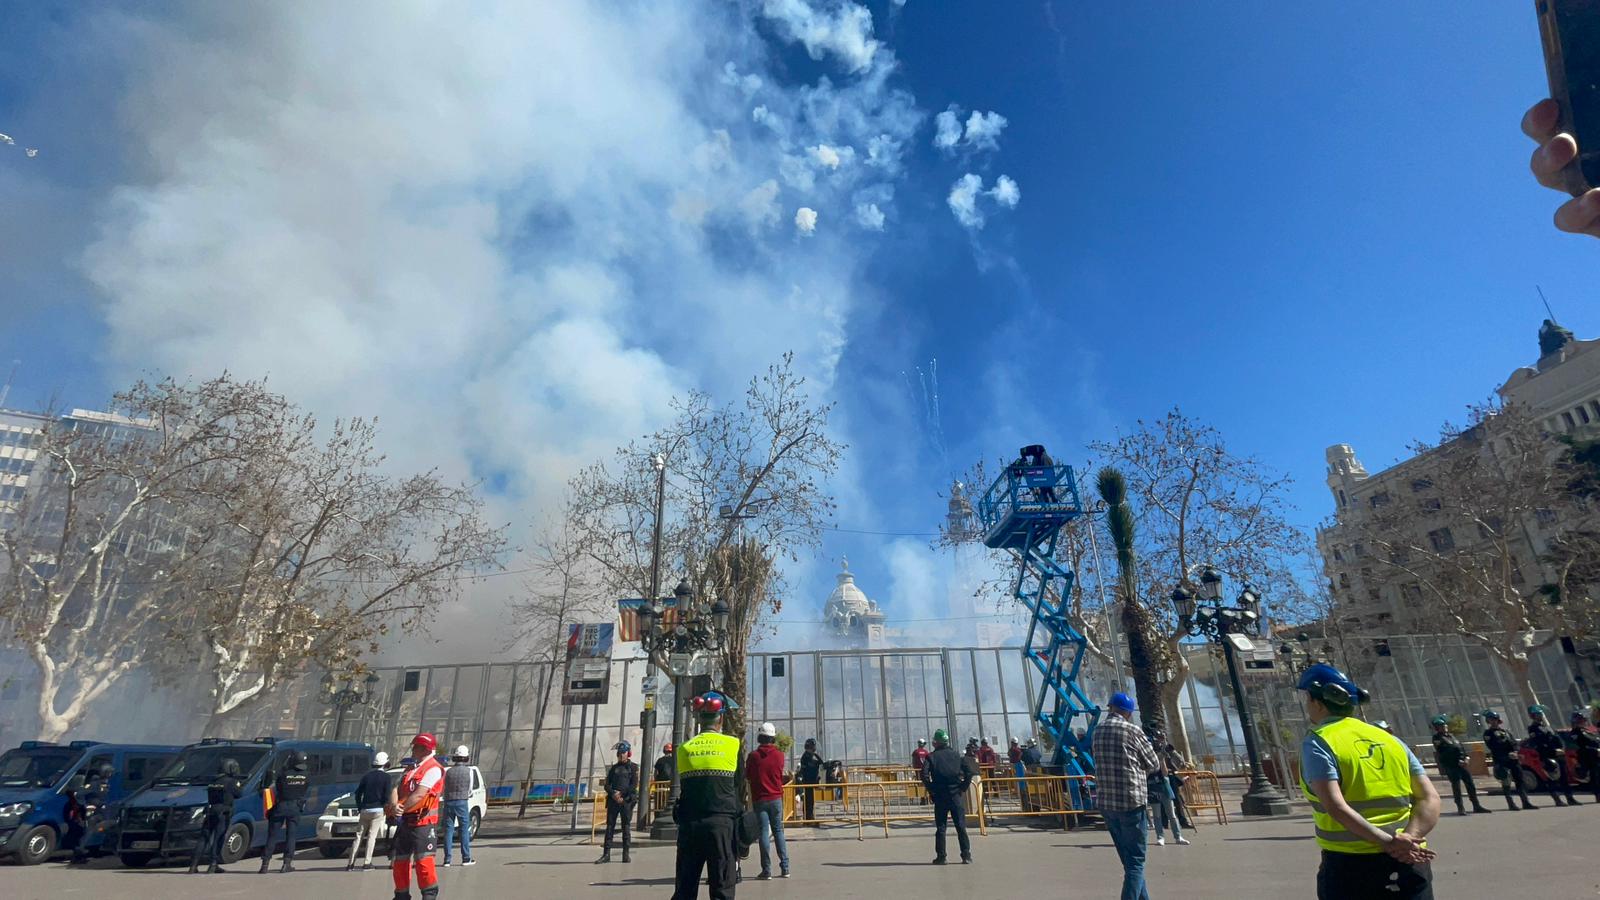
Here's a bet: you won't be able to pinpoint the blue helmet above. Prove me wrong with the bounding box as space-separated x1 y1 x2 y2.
614 741 632 755
1297 663 1367 709
1529 704 1547 717
1482 709 1502 722
1109 692 1137 713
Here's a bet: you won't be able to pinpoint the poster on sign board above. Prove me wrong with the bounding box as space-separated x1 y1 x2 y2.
562 622 615 705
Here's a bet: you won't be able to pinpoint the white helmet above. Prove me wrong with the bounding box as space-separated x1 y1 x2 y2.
453 745 470 760
917 737 927 745
758 722 777 738
373 751 390 767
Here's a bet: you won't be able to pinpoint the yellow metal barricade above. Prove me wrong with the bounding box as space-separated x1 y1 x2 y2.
975 774 1095 831
1175 770 1228 825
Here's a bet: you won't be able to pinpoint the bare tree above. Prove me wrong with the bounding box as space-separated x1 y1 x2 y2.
1090 409 1308 756
565 354 843 736
504 511 606 815
0 378 287 739
196 415 508 730
1341 401 1600 705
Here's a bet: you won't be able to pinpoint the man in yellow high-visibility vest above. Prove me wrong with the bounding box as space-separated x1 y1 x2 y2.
1297 663 1441 899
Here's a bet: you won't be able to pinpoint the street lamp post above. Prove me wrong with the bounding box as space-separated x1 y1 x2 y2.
1171 565 1292 817
637 453 668 832
320 671 382 741
639 578 731 840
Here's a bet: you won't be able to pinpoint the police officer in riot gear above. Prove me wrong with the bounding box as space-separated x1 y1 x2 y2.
1482 710 1536 810
1568 709 1600 803
259 750 310 873
597 741 639 864
796 738 823 823
190 758 243 873
1528 704 1580 806
1430 715 1490 815
673 691 745 900
66 763 115 865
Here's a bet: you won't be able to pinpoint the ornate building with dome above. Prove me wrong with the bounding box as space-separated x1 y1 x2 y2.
823 558 887 648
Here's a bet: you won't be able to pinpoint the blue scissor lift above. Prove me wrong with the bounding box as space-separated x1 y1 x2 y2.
977 463 1100 776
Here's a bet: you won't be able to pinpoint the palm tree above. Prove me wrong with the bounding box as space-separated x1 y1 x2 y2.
1097 467 1165 731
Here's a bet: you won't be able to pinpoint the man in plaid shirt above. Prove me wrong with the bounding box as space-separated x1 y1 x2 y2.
1091 692 1163 900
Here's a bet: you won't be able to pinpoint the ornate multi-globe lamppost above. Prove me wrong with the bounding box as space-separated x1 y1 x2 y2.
319 670 382 741
635 578 731 840
1171 565 1293 817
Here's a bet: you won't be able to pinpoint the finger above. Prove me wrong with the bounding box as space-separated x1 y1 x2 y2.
1532 134 1580 190
1523 98 1562 143
1554 189 1600 237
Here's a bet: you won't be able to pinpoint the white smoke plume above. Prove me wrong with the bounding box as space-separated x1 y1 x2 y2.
75 0 925 661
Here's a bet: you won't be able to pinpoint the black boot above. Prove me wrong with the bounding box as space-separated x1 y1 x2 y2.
258 860 271 874
621 849 631 863
188 861 200 874
1455 801 1466 816
1566 793 1580 805
209 863 224 874
1471 801 1492 813
595 851 611 864
280 860 295 873
1522 798 1538 809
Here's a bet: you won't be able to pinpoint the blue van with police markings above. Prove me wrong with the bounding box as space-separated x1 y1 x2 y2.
0 740 182 865
116 737 371 867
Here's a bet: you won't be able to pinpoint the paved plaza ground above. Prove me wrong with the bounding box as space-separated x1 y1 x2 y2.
5 789 1598 899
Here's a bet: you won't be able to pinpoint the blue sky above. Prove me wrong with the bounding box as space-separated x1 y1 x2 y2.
0 2 1592 655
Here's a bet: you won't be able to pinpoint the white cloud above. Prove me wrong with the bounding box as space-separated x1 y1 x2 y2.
73 0 924 660
760 0 880 73
854 202 884 231
933 106 962 150
947 173 984 229
809 143 855 170
932 104 1008 154
740 179 782 230
720 61 763 98
991 174 1020 207
947 173 1020 230
962 109 1007 151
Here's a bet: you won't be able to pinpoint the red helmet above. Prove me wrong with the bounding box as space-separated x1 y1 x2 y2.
412 733 438 754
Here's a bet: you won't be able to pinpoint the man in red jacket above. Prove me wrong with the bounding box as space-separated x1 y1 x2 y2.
911 738 931 806
746 722 791 879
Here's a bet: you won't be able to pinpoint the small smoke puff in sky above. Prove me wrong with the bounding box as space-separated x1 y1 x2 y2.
855 202 885 231
946 173 1020 230
932 104 1007 154
760 0 881 73
992 174 1020 208
962 110 1007 152
795 206 819 234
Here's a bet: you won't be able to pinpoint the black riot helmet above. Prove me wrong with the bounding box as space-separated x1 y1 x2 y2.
221 758 241 777
285 750 306 770
97 763 115 780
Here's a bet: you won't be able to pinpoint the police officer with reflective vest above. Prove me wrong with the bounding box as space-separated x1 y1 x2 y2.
256 750 309 873
1297 663 1440 899
1481 710 1536 810
388 733 446 900
1527 704 1580 806
597 740 639 864
1569 709 1600 803
1429 715 1490 816
674 691 744 900
190 758 243 874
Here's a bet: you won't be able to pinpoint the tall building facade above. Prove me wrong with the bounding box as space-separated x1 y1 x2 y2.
1318 321 1600 632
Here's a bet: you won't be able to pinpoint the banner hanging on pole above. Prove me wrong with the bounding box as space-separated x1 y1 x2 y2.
562 622 615 706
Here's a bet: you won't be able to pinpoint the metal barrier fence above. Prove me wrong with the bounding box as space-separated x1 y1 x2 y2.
1175 771 1227 825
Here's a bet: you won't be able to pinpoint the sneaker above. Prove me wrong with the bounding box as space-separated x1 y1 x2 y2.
960 855 972 865
781 869 791 878
1176 836 1191 845
1156 836 1165 846
363 864 373 871
443 861 453 867
757 872 772 881
932 857 947 865
462 859 477 867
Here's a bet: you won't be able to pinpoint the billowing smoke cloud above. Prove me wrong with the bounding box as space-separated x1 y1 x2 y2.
77 0 925 661
947 172 1021 230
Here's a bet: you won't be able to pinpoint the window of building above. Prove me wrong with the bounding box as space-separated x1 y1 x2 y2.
1332 547 1344 562
1338 489 1347 508
1563 411 1577 430
1579 405 1593 425
1369 491 1391 508
1360 567 1374 581
1353 542 1367 558
1400 583 1423 607
1338 572 1350 589
1421 497 1442 511
1375 612 1393 624
1409 478 1433 492
1389 546 1411 565
1428 527 1455 552
1366 588 1380 602
1535 507 1559 528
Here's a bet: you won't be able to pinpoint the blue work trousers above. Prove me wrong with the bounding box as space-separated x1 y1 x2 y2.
442 799 472 863
1103 806 1152 900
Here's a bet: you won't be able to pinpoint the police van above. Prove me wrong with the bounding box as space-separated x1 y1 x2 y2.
0 740 182 865
116 737 371 867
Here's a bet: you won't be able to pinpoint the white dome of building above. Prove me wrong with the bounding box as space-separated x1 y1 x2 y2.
824 558 886 647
